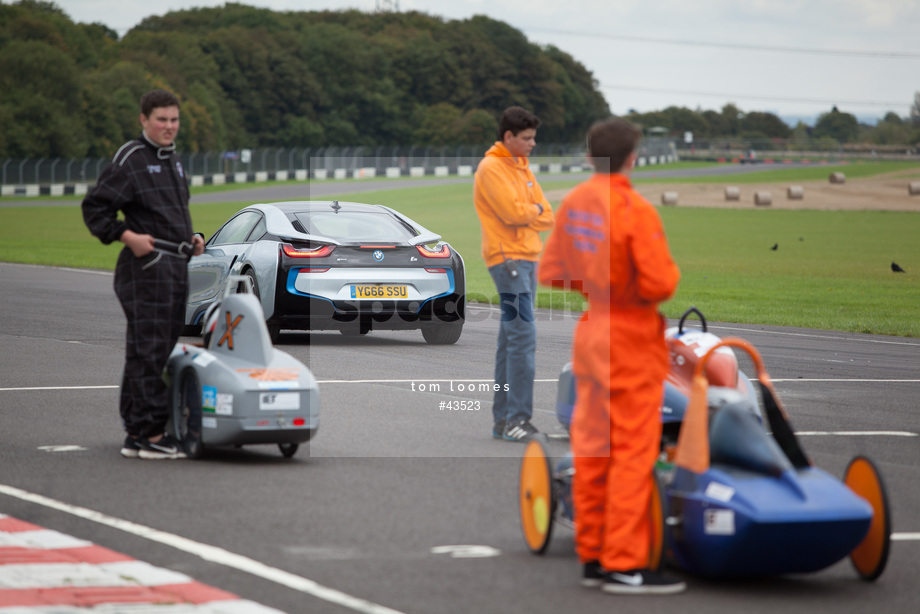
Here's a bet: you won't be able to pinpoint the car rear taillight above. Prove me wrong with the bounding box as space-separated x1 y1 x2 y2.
300 267 329 273
416 244 450 258
283 244 334 258
425 268 447 273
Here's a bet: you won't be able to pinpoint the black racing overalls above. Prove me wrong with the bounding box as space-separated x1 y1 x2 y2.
82 134 193 438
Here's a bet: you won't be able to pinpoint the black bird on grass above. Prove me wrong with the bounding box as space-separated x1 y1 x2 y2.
891 262 906 273
771 243 778 251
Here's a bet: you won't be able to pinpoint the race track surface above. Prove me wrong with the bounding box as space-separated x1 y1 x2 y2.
1 262 918 613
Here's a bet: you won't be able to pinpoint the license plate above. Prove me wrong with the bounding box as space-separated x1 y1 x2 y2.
350 284 408 299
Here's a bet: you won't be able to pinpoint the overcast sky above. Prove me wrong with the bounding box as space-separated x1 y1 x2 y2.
53 0 920 124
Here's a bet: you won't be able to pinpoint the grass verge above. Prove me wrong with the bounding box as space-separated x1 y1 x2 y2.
2 163 917 337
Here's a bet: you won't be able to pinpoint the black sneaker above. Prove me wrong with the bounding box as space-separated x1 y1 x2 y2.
137 434 187 460
503 420 539 442
120 436 141 459
492 420 506 439
581 560 604 588
602 568 686 595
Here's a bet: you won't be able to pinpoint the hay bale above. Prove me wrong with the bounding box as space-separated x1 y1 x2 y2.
829 172 846 184
724 186 740 201
754 191 772 206
909 181 920 195
787 185 804 200
661 191 679 206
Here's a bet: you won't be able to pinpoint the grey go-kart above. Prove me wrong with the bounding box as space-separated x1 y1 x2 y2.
164 276 320 459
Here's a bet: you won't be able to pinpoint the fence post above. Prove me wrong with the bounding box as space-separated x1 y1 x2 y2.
19 158 28 184
2 159 9 185
50 158 60 184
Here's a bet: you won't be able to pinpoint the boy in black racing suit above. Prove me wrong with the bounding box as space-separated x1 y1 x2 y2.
82 89 204 460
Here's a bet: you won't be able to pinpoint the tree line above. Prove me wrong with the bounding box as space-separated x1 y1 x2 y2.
1 1 917 161
1 0 612 158
626 101 920 149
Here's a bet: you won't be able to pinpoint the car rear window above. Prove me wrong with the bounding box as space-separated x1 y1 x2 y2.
294 211 416 243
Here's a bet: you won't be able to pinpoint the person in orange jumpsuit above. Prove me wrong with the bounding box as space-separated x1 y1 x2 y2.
538 118 684 594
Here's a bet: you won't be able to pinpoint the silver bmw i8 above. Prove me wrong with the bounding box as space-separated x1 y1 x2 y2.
185 201 465 344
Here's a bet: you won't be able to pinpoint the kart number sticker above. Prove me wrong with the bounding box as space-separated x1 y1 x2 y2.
202 417 217 429
350 284 408 299
704 509 735 535
260 392 300 411
216 393 233 415
705 481 735 502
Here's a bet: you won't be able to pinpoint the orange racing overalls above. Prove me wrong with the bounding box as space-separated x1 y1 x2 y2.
538 172 679 571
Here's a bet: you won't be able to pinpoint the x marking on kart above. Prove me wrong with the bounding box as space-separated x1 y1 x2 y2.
218 312 244 349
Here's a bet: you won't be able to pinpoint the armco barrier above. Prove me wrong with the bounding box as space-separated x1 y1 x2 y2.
2 139 684 198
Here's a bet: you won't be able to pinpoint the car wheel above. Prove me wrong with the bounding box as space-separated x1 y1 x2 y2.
240 268 260 299
171 367 204 459
421 322 463 345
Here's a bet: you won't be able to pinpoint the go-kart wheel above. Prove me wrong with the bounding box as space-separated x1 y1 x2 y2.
844 455 891 581
279 443 298 458
648 473 667 571
172 367 204 459
519 439 555 554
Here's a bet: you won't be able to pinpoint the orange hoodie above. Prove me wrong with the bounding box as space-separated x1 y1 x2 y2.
473 141 555 267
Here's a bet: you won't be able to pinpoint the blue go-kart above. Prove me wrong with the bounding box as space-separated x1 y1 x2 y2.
519 335 890 581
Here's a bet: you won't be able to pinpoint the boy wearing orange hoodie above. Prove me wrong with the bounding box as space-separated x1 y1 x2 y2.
539 118 685 594
473 107 555 441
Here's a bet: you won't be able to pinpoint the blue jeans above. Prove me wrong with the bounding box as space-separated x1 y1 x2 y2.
488 259 537 426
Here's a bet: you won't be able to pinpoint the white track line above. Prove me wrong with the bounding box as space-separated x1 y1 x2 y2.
4 376 919 391
0 484 406 614
772 379 920 383
0 385 118 391
797 431 917 437
708 324 920 347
